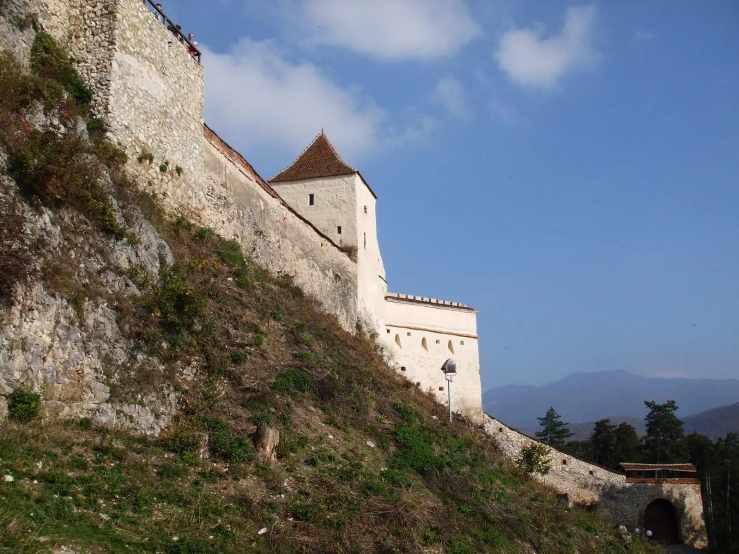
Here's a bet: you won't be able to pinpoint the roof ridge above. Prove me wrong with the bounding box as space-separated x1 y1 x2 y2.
321 130 357 173
269 130 358 183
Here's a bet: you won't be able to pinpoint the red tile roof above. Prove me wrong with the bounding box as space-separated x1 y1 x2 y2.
271 131 358 182
620 463 697 473
625 478 701 485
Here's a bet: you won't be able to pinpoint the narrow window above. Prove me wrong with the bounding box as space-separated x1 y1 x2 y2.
309 193 314 205
337 226 342 235
364 205 367 214
460 340 465 346
439 386 444 391
448 340 454 354
562 459 567 465
386 329 390 334
436 339 440 344
400 366 406 372
589 470 594 476
364 232 366 249
421 337 428 351
407 332 411 336
498 427 503 432
395 334 402 348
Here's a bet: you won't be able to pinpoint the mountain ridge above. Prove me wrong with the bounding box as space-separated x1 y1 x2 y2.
483 370 739 430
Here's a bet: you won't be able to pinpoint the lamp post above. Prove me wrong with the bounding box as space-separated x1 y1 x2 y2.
440 359 457 422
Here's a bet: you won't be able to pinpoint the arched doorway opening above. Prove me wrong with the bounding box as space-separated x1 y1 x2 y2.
644 498 680 544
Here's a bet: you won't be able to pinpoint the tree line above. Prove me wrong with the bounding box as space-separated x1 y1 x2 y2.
535 402 738 553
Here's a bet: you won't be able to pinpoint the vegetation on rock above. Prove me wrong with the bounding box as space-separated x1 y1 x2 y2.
0 31 667 554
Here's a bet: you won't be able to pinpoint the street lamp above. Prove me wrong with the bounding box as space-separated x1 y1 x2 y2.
440 359 457 422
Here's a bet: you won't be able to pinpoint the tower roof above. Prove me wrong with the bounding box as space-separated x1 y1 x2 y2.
270 131 358 183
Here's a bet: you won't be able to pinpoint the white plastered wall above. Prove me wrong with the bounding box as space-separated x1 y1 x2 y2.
382 298 483 425
270 176 358 250
355 177 387 333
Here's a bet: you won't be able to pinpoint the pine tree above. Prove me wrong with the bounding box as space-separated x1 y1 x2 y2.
535 407 573 447
642 400 686 464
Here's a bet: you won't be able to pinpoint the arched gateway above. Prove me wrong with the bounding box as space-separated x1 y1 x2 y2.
644 498 680 544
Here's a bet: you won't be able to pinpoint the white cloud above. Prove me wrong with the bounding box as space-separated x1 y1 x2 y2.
202 39 384 160
432 76 471 119
494 6 600 90
290 0 481 61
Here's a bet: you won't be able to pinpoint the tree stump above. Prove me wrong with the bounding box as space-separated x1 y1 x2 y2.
254 424 280 465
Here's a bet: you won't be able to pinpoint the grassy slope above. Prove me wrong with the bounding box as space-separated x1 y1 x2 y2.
0 29 665 554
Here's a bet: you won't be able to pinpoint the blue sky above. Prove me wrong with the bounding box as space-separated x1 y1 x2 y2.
163 0 738 388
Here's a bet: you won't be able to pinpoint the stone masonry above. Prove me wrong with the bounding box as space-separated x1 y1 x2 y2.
483 415 708 549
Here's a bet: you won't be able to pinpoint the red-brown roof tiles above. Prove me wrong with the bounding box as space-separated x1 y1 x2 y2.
620 463 697 473
271 131 357 182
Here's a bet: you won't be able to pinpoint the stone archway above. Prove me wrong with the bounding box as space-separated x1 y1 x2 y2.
644 498 680 544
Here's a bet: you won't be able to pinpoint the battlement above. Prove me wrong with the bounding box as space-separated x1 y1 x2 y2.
386 292 475 311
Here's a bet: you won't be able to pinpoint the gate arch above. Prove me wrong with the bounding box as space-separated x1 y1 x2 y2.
644 498 680 544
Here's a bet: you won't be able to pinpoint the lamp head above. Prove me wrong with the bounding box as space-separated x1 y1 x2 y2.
441 359 457 375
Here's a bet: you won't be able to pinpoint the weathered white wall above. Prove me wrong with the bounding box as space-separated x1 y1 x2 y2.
383 296 483 425
355 177 387 333
270 176 358 251
483 415 708 549
203 130 359 331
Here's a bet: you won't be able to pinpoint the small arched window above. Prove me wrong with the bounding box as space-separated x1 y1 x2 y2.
448 340 454 354
395 334 402 348
421 337 428 351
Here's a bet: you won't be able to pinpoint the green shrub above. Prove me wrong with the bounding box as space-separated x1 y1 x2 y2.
252 330 268 347
159 162 168 173
448 537 475 554
393 401 417 423
230 350 248 364
69 78 92 104
175 165 183 176
250 414 271 426
144 261 207 346
390 423 442 473
516 442 551 476
193 226 214 241
272 369 311 393
479 525 508 547
8 387 41 421
30 32 78 91
214 242 246 269
270 310 283 321
200 417 254 463
137 151 154 164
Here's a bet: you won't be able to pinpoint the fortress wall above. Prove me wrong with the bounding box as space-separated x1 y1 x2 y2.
483 415 708 548
483 414 626 504
355 179 387 334
203 129 359 332
105 0 207 217
67 0 115 115
384 299 483 424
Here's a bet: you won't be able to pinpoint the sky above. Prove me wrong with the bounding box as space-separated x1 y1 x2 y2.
161 0 739 389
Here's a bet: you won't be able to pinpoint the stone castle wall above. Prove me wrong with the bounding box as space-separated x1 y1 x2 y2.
105 0 207 217
203 129 359 331
483 415 708 549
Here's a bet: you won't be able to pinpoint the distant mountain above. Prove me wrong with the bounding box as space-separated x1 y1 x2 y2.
483 370 739 431
683 402 739 440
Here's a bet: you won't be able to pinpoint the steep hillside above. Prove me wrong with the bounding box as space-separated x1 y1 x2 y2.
0 31 663 554
484 370 739 429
